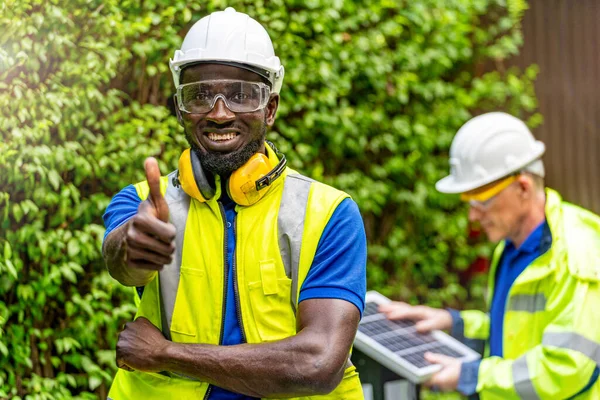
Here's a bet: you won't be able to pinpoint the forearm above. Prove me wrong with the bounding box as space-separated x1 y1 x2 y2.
103 221 156 286
159 330 348 398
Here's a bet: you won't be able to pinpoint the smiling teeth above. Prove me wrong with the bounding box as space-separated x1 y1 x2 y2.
208 132 237 141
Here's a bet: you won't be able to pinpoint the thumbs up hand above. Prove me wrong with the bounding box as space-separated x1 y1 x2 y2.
125 157 176 272
145 157 170 222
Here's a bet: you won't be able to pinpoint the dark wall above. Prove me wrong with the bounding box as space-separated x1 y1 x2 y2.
511 0 600 213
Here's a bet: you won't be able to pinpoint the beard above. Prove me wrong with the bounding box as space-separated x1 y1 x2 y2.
186 125 267 178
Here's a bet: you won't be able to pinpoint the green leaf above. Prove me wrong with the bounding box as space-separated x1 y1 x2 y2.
67 238 80 257
3 242 11 260
39 238 48 256
48 169 61 190
61 265 77 283
4 260 17 279
88 375 102 391
66 373 76 387
0 341 8 357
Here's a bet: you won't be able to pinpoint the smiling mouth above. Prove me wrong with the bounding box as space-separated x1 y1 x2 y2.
206 132 239 142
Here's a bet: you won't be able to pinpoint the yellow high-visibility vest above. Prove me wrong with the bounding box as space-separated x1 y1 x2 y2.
108 147 363 399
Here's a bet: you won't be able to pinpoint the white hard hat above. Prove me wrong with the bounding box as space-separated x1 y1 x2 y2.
436 112 546 194
169 7 285 93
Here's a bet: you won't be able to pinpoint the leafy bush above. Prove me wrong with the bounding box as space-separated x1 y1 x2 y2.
0 0 537 398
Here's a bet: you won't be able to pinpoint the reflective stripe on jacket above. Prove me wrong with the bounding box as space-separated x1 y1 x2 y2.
461 188 600 399
108 147 363 399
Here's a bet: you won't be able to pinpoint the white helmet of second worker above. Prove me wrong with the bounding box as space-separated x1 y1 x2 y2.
436 112 546 194
169 7 285 93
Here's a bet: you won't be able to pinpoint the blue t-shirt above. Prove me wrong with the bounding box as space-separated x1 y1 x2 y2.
103 183 367 399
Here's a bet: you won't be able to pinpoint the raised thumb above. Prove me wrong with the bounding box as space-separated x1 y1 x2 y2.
144 157 169 222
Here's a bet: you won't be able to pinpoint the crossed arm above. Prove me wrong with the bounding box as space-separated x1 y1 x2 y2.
115 298 360 398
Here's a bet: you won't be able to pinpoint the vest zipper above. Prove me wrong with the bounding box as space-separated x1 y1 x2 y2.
204 202 229 400
232 216 247 343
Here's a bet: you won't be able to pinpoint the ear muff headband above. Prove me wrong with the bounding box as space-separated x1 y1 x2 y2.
178 149 216 202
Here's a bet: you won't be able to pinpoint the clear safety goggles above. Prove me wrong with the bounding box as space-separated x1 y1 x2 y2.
176 79 271 114
460 174 519 210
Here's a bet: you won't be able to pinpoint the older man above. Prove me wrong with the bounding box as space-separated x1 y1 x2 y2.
381 112 600 399
102 8 366 400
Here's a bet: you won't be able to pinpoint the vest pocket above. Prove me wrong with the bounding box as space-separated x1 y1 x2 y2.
170 327 197 343
247 276 296 342
169 266 205 342
259 260 279 295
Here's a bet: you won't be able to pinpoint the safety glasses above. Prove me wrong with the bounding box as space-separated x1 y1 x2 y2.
176 79 271 114
461 175 519 209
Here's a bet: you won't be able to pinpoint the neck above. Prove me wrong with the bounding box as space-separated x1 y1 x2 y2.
510 190 546 248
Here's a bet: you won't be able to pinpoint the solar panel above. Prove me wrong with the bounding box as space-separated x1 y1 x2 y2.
353 291 481 383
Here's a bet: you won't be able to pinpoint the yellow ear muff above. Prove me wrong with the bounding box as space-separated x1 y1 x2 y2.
228 153 274 206
178 149 216 202
178 143 285 206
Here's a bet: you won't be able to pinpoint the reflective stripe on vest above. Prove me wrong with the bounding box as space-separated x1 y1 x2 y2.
507 293 547 313
159 171 190 339
278 174 313 313
543 332 600 364
511 332 600 399
512 355 540 399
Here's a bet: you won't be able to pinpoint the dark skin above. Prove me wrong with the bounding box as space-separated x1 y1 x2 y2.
102 158 175 286
177 63 280 171
104 63 361 396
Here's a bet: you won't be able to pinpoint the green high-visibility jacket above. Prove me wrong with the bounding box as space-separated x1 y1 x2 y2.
461 188 600 399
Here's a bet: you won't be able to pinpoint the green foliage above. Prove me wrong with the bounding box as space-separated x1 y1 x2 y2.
0 0 192 397
268 0 539 309
0 0 537 398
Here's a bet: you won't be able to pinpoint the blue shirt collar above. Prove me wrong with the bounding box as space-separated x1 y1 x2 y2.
506 220 550 254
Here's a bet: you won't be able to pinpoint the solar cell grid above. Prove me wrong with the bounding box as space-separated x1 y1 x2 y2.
377 334 415 352
401 344 464 368
363 302 379 316
363 302 416 328
390 319 415 329
354 292 481 383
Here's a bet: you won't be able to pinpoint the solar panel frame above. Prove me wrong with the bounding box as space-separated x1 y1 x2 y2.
354 291 481 383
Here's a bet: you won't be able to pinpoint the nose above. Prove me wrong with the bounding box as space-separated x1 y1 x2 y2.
206 98 236 124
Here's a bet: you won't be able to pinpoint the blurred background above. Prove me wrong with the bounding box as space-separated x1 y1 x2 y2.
0 0 597 399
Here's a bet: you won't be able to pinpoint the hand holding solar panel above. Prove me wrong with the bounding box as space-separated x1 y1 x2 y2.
421 352 461 391
353 291 480 383
379 302 453 334
381 303 461 390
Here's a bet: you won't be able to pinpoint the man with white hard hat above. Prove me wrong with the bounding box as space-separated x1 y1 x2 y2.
381 112 600 399
102 8 366 399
